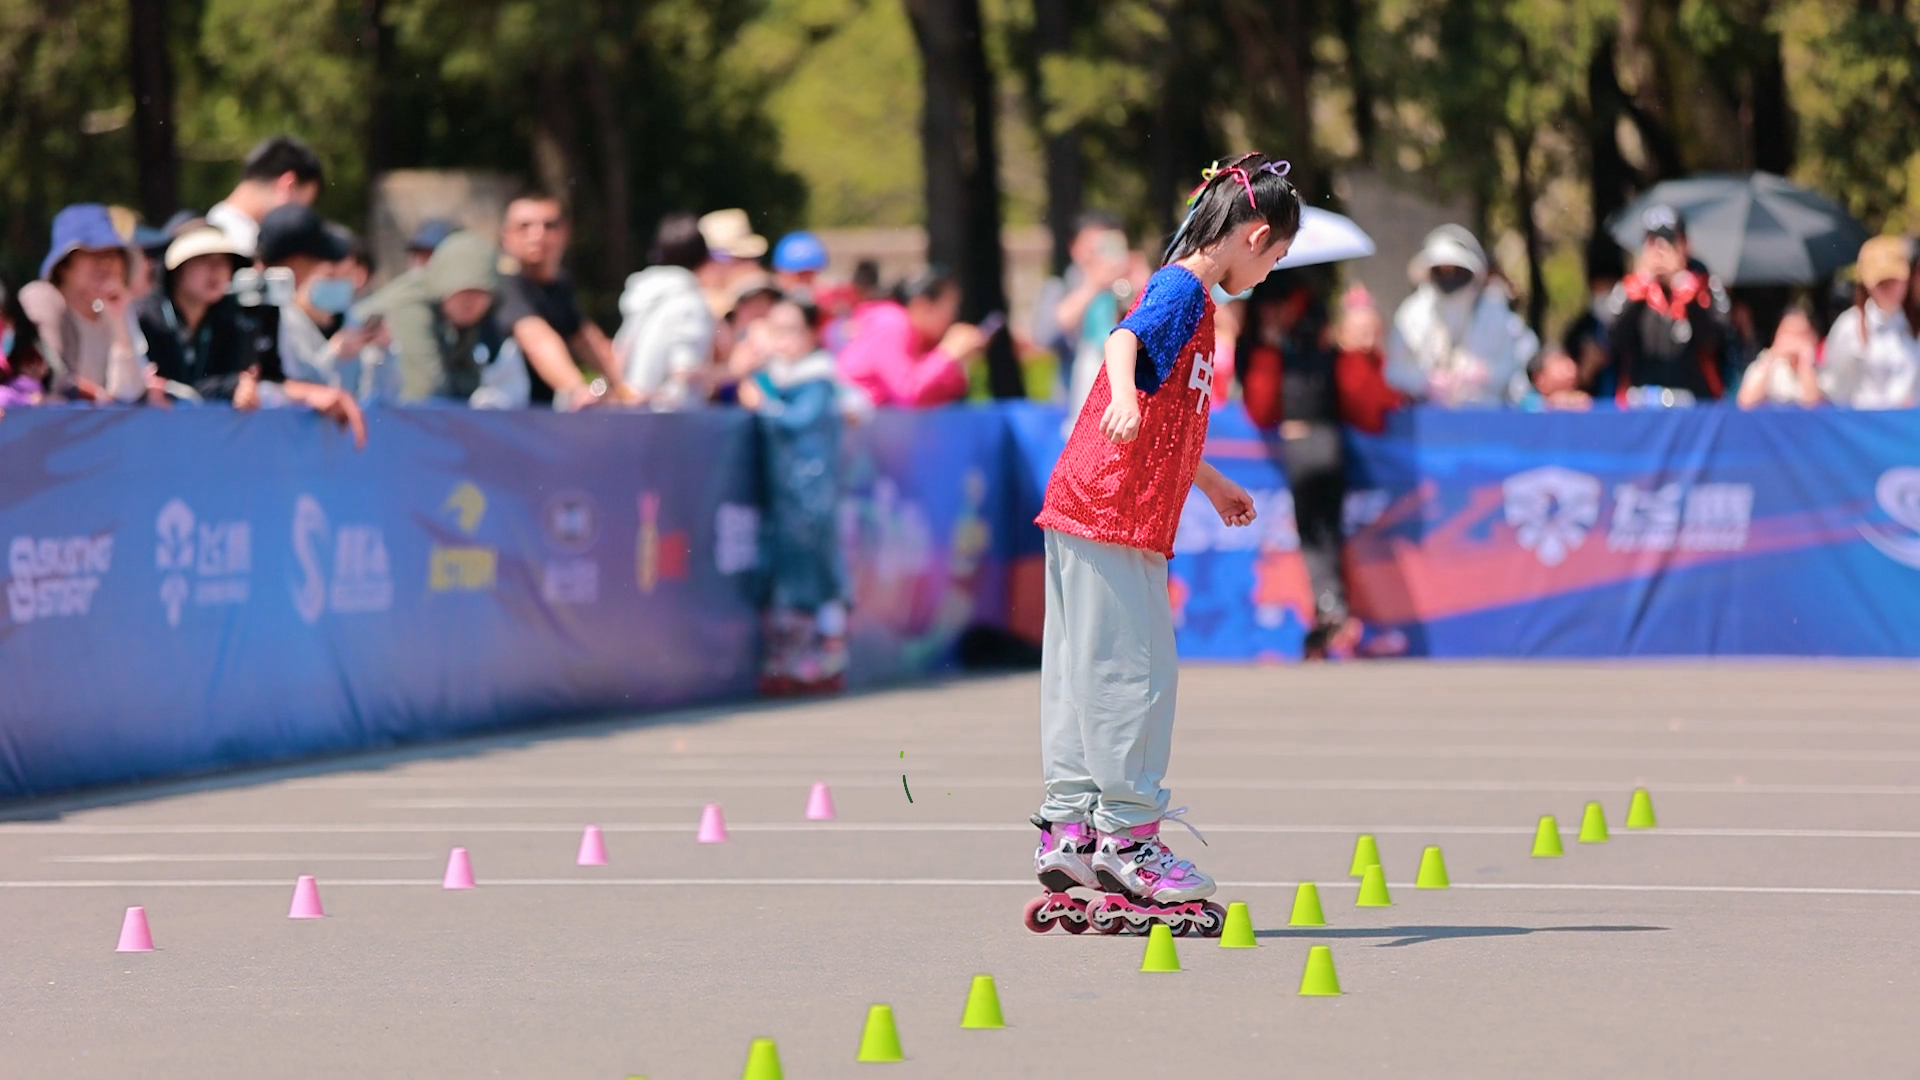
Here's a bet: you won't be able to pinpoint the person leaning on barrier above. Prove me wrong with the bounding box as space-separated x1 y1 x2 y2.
1819 236 1920 410
1384 225 1539 407
258 204 396 405
1604 205 1732 407
17 204 151 404
495 190 634 410
354 230 529 409
135 226 366 447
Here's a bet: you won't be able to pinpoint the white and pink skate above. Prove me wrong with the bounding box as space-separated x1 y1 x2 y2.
1022 817 1098 934
1086 815 1226 937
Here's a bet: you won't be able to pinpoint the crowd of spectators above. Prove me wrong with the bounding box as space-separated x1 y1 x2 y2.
5 133 1919 672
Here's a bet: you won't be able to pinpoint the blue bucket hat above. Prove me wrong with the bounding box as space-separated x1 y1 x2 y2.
40 204 129 282
772 231 829 274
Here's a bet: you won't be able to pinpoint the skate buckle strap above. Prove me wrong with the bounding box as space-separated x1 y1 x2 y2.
1162 806 1209 847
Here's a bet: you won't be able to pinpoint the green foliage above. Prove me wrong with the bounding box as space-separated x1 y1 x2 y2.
1783 0 1920 232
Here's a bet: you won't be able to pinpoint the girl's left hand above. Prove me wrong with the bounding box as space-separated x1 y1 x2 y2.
1205 478 1257 527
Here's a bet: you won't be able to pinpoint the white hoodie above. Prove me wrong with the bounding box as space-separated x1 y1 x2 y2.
1385 282 1539 407
613 265 714 411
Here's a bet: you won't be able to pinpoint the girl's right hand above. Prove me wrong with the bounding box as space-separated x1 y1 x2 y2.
1100 392 1142 443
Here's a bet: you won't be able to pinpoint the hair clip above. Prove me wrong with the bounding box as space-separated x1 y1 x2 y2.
1185 153 1282 210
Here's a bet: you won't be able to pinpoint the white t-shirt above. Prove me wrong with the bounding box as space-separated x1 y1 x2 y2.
206 201 260 259
1820 303 1920 410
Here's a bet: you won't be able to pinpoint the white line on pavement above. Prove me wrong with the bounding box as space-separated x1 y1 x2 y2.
275 777 1920 795
0 877 1916 897
47 853 436 864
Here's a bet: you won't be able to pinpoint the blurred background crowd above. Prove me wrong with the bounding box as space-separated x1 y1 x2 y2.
5 0 1920 673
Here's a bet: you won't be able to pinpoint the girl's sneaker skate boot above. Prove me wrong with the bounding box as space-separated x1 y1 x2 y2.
1022 817 1098 934
1086 815 1227 937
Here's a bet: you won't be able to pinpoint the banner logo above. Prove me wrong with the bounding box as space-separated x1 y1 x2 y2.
1861 467 1920 568
1502 466 1601 567
7 533 112 624
540 490 599 605
155 498 250 627
292 495 394 623
428 481 497 592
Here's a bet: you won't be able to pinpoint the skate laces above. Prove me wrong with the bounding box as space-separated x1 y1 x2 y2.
1161 807 1209 847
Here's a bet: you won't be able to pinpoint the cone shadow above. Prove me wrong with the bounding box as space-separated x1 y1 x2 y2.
1252 924 1669 948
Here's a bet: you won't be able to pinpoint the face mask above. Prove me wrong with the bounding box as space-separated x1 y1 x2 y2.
1211 283 1255 304
1 327 13 361
307 278 356 315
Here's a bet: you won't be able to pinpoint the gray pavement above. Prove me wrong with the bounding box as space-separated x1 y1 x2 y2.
2 663 1918 1078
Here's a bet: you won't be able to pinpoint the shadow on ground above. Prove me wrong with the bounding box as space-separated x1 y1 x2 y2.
1254 924 1670 947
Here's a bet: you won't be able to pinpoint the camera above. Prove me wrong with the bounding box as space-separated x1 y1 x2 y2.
230 266 296 308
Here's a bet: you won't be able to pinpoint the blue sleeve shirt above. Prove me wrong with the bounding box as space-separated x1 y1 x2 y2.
1113 265 1208 394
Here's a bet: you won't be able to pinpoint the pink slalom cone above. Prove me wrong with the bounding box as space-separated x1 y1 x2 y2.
697 803 729 843
577 825 608 866
805 782 836 821
288 875 325 919
443 846 475 889
116 906 154 952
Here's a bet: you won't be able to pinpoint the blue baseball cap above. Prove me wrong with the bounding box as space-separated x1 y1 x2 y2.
40 204 129 281
772 231 829 274
409 218 458 253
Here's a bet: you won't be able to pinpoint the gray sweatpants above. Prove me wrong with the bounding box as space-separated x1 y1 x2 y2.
1037 529 1178 834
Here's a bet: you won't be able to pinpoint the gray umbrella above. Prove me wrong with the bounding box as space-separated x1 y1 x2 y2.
1608 172 1870 286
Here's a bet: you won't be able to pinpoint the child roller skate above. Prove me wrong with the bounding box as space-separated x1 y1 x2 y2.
1086 815 1226 937
1022 817 1099 934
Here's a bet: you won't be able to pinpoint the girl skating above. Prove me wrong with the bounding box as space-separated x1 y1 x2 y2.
1025 153 1302 936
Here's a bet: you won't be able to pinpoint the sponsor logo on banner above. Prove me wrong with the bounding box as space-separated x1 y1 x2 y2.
155 498 251 627
1607 482 1753 553
428 481 496 592
1860 467 1920 568
291 495 394 624
1502 466 1602 567
713 500 762 577
633 492 690 594
540 491 599 605
6 532 112 624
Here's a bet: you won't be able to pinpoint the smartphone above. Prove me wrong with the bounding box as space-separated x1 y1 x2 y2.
977 311 1006 339
1096 232 1128 262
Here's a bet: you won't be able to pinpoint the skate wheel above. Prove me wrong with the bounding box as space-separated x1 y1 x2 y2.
1196 901 1227 938
1089 897 1127 935
1022 894 1054 934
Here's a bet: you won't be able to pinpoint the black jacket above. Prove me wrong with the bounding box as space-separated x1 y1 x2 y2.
137 294 281 402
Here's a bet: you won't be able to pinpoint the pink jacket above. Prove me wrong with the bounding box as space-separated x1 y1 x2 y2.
835 301 968 408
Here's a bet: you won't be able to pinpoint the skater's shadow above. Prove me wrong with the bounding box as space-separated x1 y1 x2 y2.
1254 924 1668 948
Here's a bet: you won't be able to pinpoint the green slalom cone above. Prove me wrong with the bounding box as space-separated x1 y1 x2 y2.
1532 814 1563 857
1141 922 1181 971
1415 845 1450 889
960 974 1004 1029
856 1003 904 1063
1627 787 1657 829
1298 944 1342 996
1289 882 1326 926
1580 801 1610 843
742 1037 783 1080
1356 863 1392 907
1219 901 1257 948
1348 833 1381 877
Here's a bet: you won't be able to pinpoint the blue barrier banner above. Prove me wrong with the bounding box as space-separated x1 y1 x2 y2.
840 407 1019 682
1008 402 1920 659
0 408 761 798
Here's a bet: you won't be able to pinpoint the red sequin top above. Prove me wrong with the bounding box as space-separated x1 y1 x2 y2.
1036 266 1216 558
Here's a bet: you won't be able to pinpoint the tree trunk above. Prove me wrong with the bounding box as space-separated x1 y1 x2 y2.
1748 31 1793 175
1585 33 1632 275
360 0 393 239
531 64 582 208
127 0 178 222
1509 126 1547 336
1033 0 1082 274
581 32 632 283
1333 0 1374 159
906 0 1021 397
